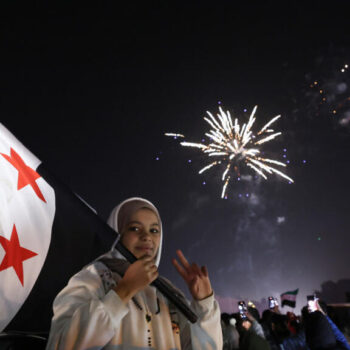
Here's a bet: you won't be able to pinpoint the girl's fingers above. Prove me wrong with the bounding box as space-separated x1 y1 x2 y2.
151 268 159 277
149 264 158 272
140 255 154 262
174 250 209 281
192 263 202 277
172 258 188 280
201 265 208 277
176 250 191 270
149 270 159 282
143 261 156 271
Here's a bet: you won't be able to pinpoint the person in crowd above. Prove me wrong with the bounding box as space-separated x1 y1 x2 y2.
270 313 308 350
46 197 223 349
221 312 240 350
313 300 350 350
235 315 271 350
286 312 300 335
303 309 340 350
248 304 262 324
246 310 266 339
261 309 280 350
262 307 308 350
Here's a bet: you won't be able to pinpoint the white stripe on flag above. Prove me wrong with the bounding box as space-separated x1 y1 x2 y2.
0 123 56 331
281 294 297 302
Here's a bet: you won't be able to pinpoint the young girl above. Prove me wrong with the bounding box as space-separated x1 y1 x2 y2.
46 197 222 349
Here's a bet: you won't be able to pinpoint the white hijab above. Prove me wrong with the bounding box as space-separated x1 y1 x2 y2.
107 197 163 266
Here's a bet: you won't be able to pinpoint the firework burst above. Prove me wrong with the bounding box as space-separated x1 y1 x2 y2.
166 106 294 198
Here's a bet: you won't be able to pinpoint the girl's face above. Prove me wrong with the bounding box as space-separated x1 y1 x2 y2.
121 208 161 260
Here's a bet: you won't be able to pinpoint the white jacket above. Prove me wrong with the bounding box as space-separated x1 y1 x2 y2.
46 259 222 350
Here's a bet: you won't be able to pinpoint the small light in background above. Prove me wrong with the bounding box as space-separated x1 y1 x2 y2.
248 301 256 308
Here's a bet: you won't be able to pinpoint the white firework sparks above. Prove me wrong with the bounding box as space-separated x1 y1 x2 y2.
164 133 185 138
166 105 294 198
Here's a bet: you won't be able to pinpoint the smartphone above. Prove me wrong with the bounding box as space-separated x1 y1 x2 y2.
238 301 247 320
238 300 247 312
268 296 276 309
307 295 318 312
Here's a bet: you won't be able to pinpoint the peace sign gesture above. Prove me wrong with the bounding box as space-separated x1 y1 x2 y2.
172 249 213 301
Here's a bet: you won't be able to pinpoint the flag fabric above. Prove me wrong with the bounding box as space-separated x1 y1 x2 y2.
280 288 299 308
0 124 55 331
0 123 115 333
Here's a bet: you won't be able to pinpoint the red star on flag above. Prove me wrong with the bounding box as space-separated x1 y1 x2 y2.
0 225 38 286
1 148 46 202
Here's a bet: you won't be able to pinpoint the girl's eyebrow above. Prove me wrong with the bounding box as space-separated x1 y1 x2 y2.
128 221 159 226
128 221 142 225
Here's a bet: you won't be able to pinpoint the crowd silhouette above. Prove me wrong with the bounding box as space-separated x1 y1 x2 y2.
221 296 350 350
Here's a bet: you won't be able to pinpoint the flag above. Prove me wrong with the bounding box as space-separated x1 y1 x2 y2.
0 123 198 332
280 288 299 308
0 123 115 333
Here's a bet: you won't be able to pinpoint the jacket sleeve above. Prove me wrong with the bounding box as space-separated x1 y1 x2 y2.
179 293 223 350
46 264 129 350
326 315 350 350
251 319 266 339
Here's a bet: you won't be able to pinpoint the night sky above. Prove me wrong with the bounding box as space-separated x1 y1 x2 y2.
2 1 350 314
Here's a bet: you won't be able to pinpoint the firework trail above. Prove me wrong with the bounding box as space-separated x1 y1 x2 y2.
166 106 293 198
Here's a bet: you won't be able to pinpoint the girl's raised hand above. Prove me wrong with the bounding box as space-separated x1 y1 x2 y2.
172 249 213 301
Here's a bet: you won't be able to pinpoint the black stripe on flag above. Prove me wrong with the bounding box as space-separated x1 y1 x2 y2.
5 163 115 332
281 299 296 308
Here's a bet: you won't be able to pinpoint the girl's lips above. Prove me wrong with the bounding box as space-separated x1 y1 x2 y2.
136 246 153 252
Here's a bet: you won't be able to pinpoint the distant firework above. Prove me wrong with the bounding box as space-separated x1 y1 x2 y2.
305 63 350 126
166 106 293 198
